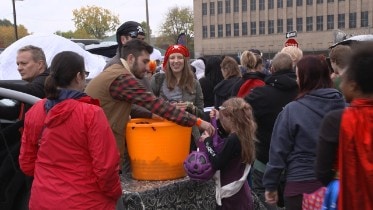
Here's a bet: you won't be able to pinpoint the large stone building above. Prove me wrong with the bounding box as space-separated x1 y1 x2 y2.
193 0 373 58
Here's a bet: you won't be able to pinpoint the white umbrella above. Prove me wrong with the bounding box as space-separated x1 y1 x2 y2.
0 33 106 80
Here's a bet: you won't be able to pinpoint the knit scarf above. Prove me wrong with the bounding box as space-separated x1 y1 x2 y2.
44 89 99 112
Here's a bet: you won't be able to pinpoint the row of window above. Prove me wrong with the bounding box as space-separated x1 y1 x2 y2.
203 0 347 15
202 12 369 38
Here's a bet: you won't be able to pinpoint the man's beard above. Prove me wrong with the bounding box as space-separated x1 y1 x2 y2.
132 60 144 79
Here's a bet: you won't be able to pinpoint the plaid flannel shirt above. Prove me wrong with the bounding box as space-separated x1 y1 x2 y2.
109 74 196 127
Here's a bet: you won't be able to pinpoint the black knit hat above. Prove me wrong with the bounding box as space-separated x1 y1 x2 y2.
116 21 145 45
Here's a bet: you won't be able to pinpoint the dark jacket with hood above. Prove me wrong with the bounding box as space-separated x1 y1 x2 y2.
245 69 298 164
213 76 241 109
199 77 215 107
231 71 266 97
263 88 346 191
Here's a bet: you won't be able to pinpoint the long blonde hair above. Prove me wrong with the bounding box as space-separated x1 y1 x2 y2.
219 97 257 163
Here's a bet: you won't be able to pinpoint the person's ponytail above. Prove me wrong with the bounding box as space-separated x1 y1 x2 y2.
44 73 60 99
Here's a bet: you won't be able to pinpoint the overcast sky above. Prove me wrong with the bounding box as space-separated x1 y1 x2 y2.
0 0 193 36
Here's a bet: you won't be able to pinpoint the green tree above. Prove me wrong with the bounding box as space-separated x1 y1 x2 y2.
55 29 93 39
140 21 152 37
0 24 29 48
0 19 13 27
158 6 194 55
72 6 120 39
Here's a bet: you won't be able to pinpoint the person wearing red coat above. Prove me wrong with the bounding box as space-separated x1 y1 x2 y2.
316 42 373 210
19 51 122 209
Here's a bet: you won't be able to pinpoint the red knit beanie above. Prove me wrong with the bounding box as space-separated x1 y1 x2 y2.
163 45 190 69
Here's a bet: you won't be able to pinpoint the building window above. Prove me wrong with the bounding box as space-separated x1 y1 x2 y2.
327 15 334 29
317 0 323 3
306 17 313 31
338 0 344 1
306 0 313 5
226 24 232 36
287 18 293 31
234 23 240 36
203 26 208 38
277 19 284 33
242 0 247 11
251 21 256 35
218 1 223 14
349 13 356 28
242 22 248 35
268 0 274 9
316 16 323 31
338 14 345 29
202 3 207 15
287 0 293 7
218 24 223 37
296 0 303 6
259 21 265 34
278 0 283 8
268 20 274 34
361 11 369 27
327 0 334 2
296 18 303 32
234 0 239 12
259 0 265 10
250 0 256 10
210 2 215 15
210 25 215 38
226 0 231 13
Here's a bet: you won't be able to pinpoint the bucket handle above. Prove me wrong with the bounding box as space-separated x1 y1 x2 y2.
131 126 156 131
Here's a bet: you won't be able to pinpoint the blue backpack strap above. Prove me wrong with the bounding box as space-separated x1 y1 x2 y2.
322 179 339 210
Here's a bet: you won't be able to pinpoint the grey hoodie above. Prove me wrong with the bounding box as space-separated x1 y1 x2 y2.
263 88 346 191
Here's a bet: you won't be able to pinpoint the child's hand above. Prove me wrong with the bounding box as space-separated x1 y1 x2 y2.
199 131 210 142
209 108 219 120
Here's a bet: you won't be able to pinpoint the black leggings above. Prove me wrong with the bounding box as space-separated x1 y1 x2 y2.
284 194 303 210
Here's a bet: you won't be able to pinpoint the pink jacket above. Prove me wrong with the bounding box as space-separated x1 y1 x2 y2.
19 98 122 209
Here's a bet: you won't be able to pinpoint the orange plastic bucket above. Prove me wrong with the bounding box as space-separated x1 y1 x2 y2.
126 118 192 180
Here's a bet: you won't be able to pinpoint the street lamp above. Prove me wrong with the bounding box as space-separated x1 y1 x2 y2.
11 0 23 40
12 0 18 40
145 0 150 43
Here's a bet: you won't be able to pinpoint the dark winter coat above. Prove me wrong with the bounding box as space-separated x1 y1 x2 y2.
214 76 241 109
231 71 266 97
245 69 298 164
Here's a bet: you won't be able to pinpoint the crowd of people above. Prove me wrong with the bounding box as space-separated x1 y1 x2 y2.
0 19 372 210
